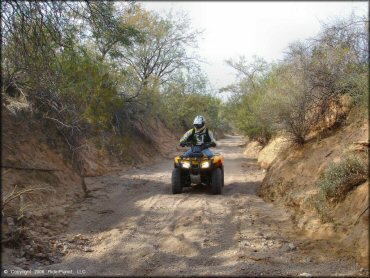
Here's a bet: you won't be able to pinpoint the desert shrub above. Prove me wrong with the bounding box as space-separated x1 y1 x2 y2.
222 57 277 144
308 193 334 223
2 1 222 160
225 16 368 144
233 91 276 145
343 69 369 111
271 62 319 145
159 70 226 133
317 154 368 202
310 154 367 223
161 91 223 132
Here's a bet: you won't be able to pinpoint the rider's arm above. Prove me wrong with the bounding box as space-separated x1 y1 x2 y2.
208 130 217 147
179 129 193 145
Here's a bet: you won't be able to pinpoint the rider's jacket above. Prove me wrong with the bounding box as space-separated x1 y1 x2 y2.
180 127 217 146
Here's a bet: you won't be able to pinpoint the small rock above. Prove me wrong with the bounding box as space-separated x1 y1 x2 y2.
25 245 31 250
7 217 15 226
359 268 365 272
36 253 45 258
241 266 245 270
299 273 312 277
288 243 296 250
74 234 83 239
62 244 68 252
305 257 313 263
84 246 93 252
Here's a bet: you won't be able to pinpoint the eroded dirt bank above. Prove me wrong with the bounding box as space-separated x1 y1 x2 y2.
258 118 369 268
10 135 366 276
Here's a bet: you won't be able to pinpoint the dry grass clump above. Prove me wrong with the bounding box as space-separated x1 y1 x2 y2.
318 154 367 202
310 154 368 222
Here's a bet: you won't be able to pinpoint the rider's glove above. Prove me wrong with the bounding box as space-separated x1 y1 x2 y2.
202 142 215 149
202 143 210 149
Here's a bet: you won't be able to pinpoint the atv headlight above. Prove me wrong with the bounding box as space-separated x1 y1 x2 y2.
181 161 191 169
201 161 210 168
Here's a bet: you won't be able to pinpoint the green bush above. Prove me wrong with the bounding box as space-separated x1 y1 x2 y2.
233 91 276 145
317 154 368 202
160 90 224 132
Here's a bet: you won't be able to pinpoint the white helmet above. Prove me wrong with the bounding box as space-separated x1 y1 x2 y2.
193 115 205 131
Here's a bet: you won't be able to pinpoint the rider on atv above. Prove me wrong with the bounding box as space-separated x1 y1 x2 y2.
179 115 217 158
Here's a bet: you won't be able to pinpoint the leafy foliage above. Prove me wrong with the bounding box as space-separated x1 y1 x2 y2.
1 1 226 162
160 71 225 132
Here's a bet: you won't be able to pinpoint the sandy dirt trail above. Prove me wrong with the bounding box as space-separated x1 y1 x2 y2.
42 135 363 276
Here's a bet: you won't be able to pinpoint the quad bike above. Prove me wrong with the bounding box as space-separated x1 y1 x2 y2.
172 142 224 194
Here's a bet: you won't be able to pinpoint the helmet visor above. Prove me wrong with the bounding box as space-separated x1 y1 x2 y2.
194 123 204 130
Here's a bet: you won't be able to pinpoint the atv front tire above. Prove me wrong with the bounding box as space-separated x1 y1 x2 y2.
172 168 183 194
221 165 224 187
211 168 222 195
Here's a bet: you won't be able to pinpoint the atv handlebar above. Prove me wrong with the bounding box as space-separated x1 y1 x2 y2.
202 142 212 149
180 142 215 148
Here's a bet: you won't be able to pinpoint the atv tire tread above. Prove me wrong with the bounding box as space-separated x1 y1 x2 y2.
211 168 222 195
172 168 183 194
221 165 224 187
